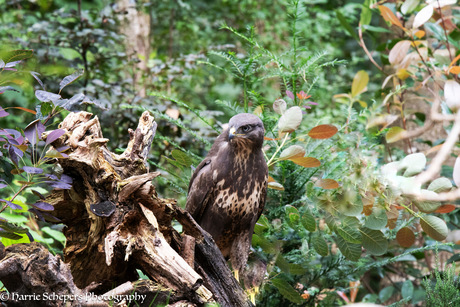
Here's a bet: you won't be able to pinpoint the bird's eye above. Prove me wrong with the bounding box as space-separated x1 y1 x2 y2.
241 125 251 132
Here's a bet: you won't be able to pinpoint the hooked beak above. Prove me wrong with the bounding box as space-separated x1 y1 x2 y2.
229 126 236 141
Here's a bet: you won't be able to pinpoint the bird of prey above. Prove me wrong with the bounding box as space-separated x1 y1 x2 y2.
186 113 268 280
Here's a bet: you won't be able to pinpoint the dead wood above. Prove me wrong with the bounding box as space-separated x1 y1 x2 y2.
0 111 253 307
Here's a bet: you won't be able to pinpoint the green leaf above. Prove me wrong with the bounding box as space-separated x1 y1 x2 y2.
401 280 414 299
0 221 28 234
360 227 388 256
335 235 361 261
336 191 363 217
337 224 362 244
420 215 448 241
59 69 84 93
301 210 316 232
289 263 308 275
336 11 359 41
415 190 441 213
360 0 372 27
386 126 406 143
351 70 369 97
312 235 329 256
401 0 420 14
275 254 290 274
379 286 395 303
364 206 388 230
271 278 304 304
400 153 426 176
41 226 66 245
2 49 33 64
171 149 193 167
1 232 30 246
0 230 24 240
427 177 452 193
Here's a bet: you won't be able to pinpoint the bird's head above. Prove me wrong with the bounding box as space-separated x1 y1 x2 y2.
227 113 265 149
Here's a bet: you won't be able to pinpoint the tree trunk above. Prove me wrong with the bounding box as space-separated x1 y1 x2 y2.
0 111 252 307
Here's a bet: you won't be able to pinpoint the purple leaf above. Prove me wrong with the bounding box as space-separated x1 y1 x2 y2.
31 201 54 211
0 199 22 210
46 129 65 145
22 166 43 174
44 174 58 180
29 208 44 221
286 90 294 100
60 174 72 184
8 146 19 165
24 120 46 145
0 108 9 118
0 86 19 94
306 101 318 105
42 212 61 223
55 145 69 152
0 183 6 189
48 181 72 190
30 71 45 90
5 60 22 68
31 190 45 199
4 129 21 139
60 153 69 158
35 90 61 104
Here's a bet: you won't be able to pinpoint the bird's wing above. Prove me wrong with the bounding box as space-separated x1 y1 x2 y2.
185 157 216 223
186 131 227 222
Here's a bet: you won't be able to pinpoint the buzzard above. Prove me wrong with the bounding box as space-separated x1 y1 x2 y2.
186 113 268 280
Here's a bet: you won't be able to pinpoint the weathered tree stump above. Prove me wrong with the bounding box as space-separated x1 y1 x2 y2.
0 111 252 306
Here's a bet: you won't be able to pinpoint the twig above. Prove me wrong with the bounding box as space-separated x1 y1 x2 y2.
415 110 460 186
358 26 384 72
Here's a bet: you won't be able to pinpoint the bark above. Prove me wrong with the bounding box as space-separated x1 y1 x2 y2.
0 111 252 307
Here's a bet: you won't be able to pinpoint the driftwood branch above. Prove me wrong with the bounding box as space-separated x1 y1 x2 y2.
0 111 252 306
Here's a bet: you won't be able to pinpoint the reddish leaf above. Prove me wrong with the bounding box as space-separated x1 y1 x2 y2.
9 107 37 115
308 124 338 139
379 5 405 29
268 175 276 183
264 136 281 141
435 204 457 213
315 179 339 189
290 157 321 168
396 227 415 248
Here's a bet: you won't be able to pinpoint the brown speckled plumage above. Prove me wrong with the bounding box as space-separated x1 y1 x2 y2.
186 113 268 275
